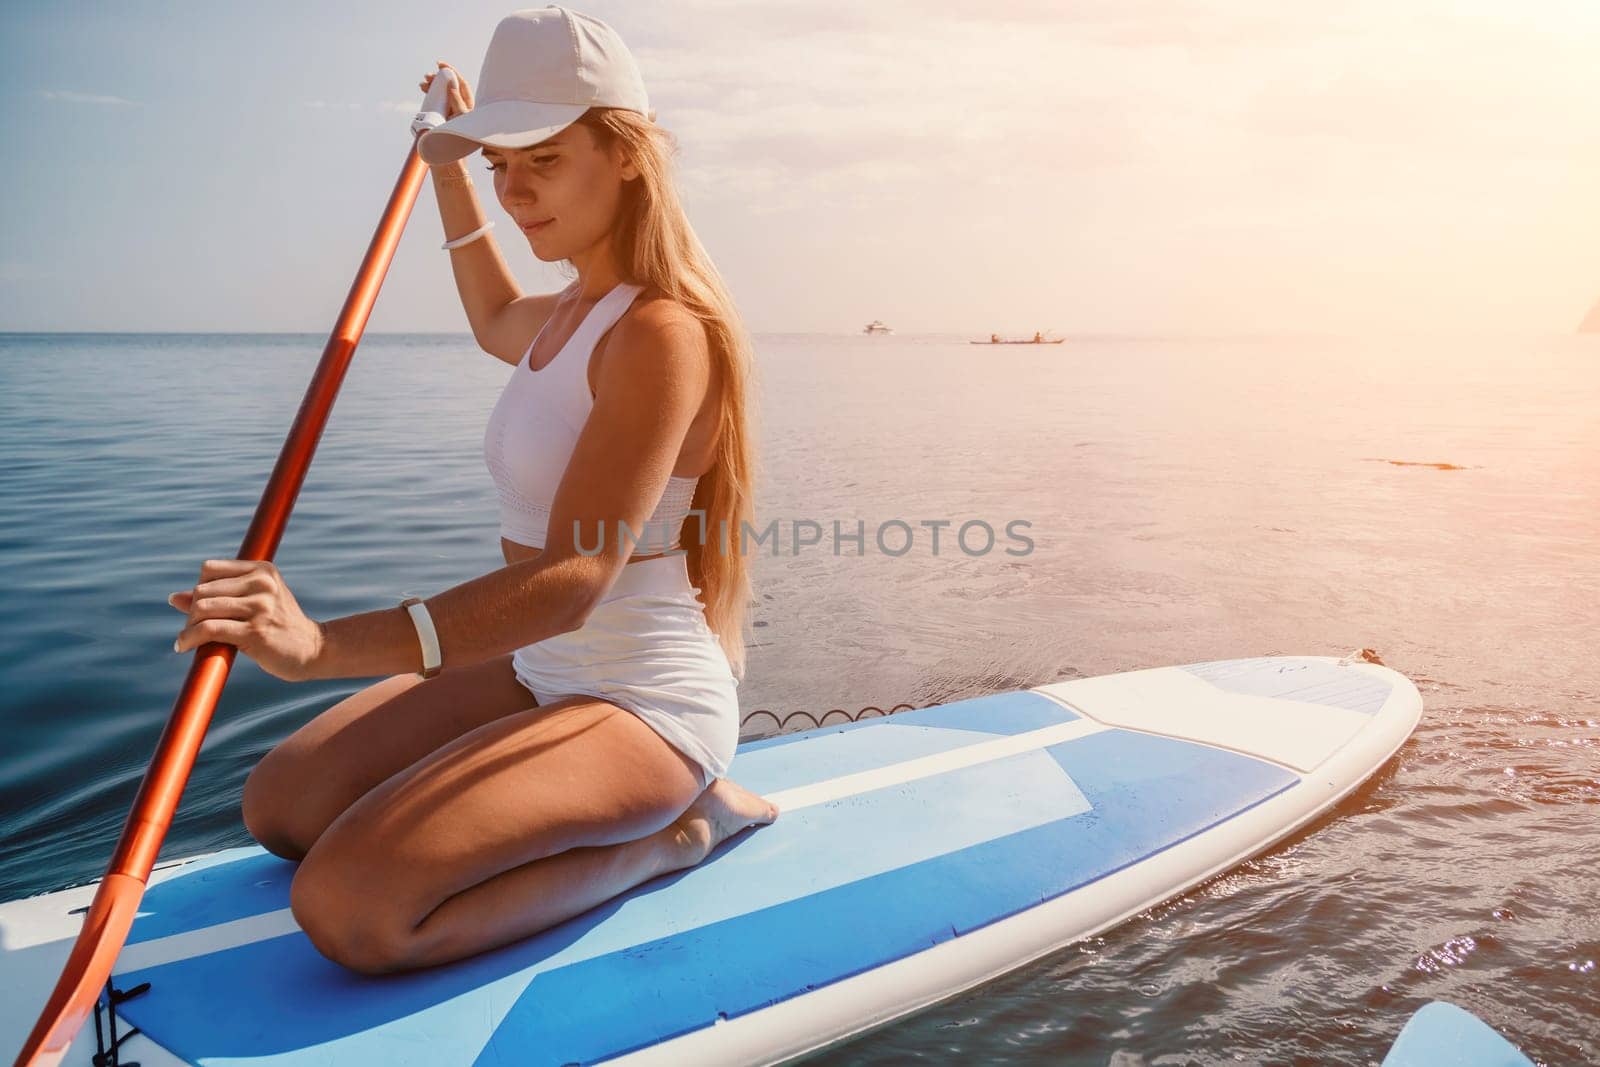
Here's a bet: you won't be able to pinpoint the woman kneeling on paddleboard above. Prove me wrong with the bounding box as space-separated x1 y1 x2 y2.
166 6 778 976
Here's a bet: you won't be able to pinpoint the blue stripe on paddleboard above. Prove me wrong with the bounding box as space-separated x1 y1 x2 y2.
125 847 294 946
739 690 1078 754
1183 657 1391 715
727 720 1075 796
113 729 1295 1066
113 748 1091 1064
119 696 1080 943
480 729 1298 1063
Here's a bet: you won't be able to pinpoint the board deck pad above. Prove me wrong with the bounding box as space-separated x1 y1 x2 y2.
1 656 1422 1066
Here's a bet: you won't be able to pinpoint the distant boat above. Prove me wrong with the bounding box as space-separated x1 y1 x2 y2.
1579 296 1600 334
863 320 892 335
970 334 1065 345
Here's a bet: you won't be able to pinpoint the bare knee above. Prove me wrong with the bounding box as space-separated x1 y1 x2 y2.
242 748 312 861
289 852 416 975
239 672 422 861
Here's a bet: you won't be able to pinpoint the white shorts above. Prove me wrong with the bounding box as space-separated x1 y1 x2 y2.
511 552 740 790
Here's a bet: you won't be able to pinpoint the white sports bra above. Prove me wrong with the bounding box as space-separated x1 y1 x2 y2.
483 281 700 552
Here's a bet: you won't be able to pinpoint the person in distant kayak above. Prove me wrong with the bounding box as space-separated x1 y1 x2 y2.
167 7 776 976
1032 331 1042 343
990 333 999 343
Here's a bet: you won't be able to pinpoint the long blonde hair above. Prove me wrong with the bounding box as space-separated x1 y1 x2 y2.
569 106 760 682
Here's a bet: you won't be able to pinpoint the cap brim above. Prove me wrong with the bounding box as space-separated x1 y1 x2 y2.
416 99 589 165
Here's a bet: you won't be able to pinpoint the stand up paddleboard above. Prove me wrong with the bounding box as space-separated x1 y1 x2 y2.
1381 1001 1536 1067
1 654 1421 1065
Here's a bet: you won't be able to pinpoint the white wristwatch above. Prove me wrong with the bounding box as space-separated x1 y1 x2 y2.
399 596 442 679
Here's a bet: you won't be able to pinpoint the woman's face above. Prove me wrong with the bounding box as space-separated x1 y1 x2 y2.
481 124 637 263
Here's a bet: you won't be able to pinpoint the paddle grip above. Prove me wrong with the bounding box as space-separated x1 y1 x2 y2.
411 65 457 137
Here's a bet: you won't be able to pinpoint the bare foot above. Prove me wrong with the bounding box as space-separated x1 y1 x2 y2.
668 778 780 867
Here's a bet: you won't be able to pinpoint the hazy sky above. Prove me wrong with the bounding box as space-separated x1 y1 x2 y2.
3 1 1597 335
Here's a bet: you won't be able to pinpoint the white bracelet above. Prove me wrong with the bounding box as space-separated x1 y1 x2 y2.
441 220 495 251
399 597 442 678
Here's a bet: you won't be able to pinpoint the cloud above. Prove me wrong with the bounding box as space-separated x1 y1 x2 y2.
36 89 137 106
1241 46 1596 164
303 99 419 113
945 0 1367 45
635 10 1154 204
635 0 1600 201
0 261 51 283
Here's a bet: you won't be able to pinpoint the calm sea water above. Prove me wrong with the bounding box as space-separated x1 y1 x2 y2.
1 330 1595 1063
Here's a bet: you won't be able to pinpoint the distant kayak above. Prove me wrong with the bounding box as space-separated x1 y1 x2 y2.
970 338 1065 345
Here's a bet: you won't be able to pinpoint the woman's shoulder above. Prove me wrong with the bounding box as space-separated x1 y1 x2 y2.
627 283 686 316
622 287 709 347
591 285 711 391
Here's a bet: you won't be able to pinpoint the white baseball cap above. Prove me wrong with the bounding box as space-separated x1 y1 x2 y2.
417 5 649 166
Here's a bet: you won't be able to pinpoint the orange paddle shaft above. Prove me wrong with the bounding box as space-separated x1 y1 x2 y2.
13 143 434 1067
